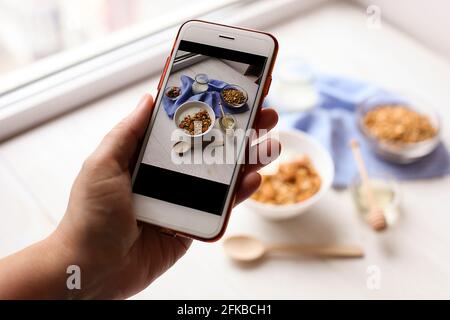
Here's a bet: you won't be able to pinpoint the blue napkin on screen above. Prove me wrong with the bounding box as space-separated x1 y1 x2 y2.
163 75 249 118
270 73 450 189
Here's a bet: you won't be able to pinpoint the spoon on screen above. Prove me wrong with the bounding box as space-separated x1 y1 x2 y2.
223 235 364 263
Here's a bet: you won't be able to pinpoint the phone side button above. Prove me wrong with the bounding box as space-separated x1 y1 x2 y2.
263 75 272 97
157 56 170 90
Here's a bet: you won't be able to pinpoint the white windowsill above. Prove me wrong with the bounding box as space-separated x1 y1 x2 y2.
0 0 328 141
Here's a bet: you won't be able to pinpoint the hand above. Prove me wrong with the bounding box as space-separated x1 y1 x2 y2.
51 94 279 299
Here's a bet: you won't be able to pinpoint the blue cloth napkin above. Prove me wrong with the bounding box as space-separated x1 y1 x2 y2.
163 75 249 118
270 73 450 189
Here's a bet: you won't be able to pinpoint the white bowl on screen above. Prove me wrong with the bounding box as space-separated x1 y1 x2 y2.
173 101 216 139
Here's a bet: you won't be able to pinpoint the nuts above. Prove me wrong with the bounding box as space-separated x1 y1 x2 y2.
166 86 181 99
363 105 437 144
251 156 321 205
178 109 212 135
222 88 246 106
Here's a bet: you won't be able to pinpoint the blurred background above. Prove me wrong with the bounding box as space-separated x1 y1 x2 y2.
1 0 450 78
0 0 205 74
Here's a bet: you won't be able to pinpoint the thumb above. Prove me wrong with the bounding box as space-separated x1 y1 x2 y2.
94 94 154 169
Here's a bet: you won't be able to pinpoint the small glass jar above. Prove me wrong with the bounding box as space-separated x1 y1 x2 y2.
220 113 236 135
192 74 209 94
270 59 319 112
350 174 400 226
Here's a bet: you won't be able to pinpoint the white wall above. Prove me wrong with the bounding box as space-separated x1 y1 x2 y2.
355 0 450 61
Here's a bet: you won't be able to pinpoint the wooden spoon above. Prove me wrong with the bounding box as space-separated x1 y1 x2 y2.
223 235 364 262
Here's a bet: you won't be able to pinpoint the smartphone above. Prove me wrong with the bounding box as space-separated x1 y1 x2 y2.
131 20 278 241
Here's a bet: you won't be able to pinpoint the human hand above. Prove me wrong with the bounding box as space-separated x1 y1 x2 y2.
51 94 279 299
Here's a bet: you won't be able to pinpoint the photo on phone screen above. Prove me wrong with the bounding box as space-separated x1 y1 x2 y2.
133 40 267 216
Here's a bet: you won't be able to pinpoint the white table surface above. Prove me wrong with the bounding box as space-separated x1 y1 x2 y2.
1 2 450 299
144 57 257 184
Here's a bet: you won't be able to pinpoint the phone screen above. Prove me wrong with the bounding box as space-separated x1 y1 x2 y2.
133 40 268 215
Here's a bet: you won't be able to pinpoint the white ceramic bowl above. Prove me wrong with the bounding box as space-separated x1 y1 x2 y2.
220 84 248 108
173 101 216 139
245 130 334 220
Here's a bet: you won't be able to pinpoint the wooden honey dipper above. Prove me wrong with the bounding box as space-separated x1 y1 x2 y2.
350 139 387 231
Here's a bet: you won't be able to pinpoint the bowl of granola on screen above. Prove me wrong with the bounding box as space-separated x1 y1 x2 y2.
174 101 216 138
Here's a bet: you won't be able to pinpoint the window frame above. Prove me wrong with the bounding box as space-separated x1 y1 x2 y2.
0 0 327 141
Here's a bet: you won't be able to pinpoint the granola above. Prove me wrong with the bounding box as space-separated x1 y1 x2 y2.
178 109 212 135
363 105 437 144
251 156 321 205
